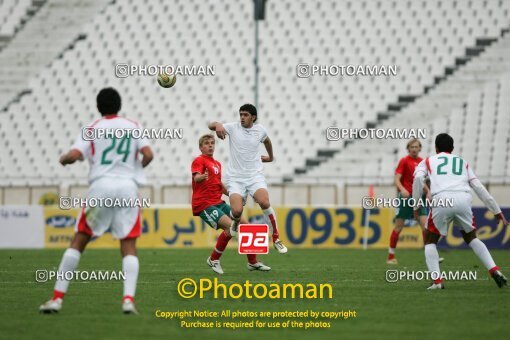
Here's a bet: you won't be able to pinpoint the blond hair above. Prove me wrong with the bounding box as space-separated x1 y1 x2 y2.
406 138 422 150
198 134 215 147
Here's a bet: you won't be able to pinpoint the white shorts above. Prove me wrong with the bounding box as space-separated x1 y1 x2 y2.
75 177 141 239
426 192 476 236
226 174 268 202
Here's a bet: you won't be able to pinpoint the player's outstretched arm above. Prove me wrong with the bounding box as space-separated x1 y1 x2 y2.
59 149 83 166
208 121 227 139
411 159 428 202
412 173 426 204
193 169 209 183
411 173 426 221
261 137 274 162
423 184 430 200
208 121 219 130
140 146 154 168
221 182 229 195
469 179 508 225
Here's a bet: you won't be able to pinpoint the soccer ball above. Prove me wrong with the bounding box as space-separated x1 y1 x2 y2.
157 73 177 88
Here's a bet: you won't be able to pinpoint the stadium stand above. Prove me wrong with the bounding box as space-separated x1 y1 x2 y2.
0 0 509 204
0 0 108 111
0 0 37 46
303 33 510 185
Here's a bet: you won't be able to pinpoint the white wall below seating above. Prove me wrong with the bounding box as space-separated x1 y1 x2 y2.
2 184 510 206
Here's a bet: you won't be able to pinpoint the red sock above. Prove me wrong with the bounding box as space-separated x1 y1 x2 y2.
388 253 395 260
433 278 443 284
53 290 65 300
246 254 257 264
267 212 279 242
489 266 500 276
123 295 134 302
211 230 232 261
389 230 400 249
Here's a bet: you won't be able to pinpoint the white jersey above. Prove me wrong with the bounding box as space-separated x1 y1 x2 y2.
414 152 476 196
71 115 150 185
223 121 268 178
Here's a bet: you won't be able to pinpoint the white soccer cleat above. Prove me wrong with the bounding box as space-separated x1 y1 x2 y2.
122 298 138 314
247 262 271 271
439 257 445 263
273 239 288 254
207 256 224 274
39 298 63 313
386 258 398 265
427 282 445 290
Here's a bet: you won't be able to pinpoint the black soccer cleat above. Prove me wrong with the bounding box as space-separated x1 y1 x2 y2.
492 270 508 288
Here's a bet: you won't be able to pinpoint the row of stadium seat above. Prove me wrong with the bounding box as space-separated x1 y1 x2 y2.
1 0 510 187
0 0 31 37
0 0 109 110
259 0 510 173
304 34 510 184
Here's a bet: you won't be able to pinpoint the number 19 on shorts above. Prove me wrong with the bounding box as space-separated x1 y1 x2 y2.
238 224 269 254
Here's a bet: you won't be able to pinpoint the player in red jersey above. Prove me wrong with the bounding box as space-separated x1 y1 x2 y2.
191 134 270 274
387 139 431 264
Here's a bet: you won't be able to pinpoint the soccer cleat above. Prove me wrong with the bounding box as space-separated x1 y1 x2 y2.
427 282 445 290
386 258 398 265
122 298 138 314
39 298 63 313
439 257 445 263
491 270 507 288
207 256 224 274
273 239 288 254
247 262 271 271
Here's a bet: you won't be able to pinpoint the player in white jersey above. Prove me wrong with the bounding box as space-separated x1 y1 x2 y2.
40 88 154 314
413 133 508 290
208 104 288 254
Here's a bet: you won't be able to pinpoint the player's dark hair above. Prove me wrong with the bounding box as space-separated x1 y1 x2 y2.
97 87 121 115
239 103 257 122
435 133 454 153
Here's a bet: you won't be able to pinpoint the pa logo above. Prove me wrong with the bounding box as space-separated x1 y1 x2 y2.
238 224 269 254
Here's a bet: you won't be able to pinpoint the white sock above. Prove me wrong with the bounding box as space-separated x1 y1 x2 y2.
122 255 139 299
54 248 81 293
388 248 395 254
424 244 441 283
229 212 240 223
229 220 238 238
468 238 497 271
262 207 279 239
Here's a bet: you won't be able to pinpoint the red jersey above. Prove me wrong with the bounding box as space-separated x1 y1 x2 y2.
191 154 223 215
395 155 423 194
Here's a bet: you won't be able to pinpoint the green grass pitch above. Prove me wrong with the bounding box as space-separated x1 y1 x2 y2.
1 248 508 339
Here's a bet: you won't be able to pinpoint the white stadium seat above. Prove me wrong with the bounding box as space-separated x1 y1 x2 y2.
1 0 510 188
